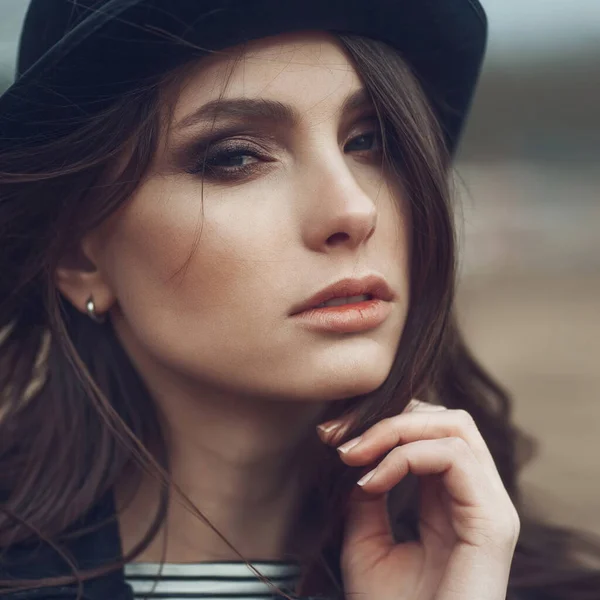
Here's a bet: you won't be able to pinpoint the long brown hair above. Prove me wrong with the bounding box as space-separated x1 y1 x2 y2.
0 33 599 600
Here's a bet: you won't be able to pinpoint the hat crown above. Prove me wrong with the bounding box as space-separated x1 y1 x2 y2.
3 0 487 159
18 0 114 77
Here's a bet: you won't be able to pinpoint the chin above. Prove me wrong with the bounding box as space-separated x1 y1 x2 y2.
283 351 396 402
311 373 390 401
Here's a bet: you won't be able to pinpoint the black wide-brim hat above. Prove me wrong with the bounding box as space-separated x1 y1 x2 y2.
0 0 487 155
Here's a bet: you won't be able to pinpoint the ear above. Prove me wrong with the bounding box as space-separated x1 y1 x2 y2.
55 234 116 320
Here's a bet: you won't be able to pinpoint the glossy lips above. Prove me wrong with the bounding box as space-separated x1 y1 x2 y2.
289 275 395 333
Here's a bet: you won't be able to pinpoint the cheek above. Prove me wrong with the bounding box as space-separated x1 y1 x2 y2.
101 177 285 340
104 180 210 308
109 220 202 305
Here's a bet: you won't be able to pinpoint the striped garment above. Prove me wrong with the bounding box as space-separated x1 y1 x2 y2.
124 561 302 600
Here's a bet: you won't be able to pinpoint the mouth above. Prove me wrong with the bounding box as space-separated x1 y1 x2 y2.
314 293 374 308
289 275 395 334
289 275 395 316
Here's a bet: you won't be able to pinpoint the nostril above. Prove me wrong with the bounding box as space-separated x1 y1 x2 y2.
326 232 350 245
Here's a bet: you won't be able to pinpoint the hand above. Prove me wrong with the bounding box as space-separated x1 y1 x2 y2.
317 400 520 600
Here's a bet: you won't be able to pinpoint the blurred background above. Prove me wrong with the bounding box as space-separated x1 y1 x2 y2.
454 0 600 539
1 1 599 536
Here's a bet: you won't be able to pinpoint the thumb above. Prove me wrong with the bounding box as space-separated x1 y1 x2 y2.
343 486 394 559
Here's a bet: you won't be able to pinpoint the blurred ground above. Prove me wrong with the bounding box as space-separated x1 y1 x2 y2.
455 161 600 537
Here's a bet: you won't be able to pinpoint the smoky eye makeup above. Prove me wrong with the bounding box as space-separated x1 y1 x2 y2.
167 111 383 183
188 137 278 181
167 124 279 176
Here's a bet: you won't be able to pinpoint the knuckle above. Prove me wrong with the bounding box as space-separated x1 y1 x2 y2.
495 506 522 547
406 398 421 411
370 416 394 435
444 436 470 454
499 521 521 548
509 506 522 538
473 510 520 551
453 409 476 430
392 458 406 480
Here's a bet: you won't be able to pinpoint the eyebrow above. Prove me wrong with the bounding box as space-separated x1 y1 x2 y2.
174 88 373 132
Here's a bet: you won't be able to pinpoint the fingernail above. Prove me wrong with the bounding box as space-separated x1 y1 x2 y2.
317 421 342 436
337 436 362 454
357 468 377 487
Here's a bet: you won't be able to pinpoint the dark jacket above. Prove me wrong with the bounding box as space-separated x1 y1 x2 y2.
1 494 134 600
0 493 324 600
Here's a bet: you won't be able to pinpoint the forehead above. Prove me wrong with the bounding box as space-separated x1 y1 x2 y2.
171 31 363 123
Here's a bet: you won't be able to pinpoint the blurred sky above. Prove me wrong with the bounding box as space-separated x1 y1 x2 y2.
1 0 600 75
484 0 600 57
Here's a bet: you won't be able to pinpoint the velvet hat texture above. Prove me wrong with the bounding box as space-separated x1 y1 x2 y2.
0 0 487 154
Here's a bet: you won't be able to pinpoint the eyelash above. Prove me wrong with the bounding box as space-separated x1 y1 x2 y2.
190 140 272 180
189 130 383 182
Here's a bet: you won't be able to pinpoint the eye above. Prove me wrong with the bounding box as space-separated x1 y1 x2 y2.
188 139 273 180
345 131 382 154
205 150 259 169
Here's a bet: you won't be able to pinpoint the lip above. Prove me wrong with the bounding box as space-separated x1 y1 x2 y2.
290 298 393 333
288 275 395 333
289 275 395 316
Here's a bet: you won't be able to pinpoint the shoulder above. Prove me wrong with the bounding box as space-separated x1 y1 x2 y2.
0 493 131 600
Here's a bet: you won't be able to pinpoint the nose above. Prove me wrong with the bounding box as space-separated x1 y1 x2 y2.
301 159 378 254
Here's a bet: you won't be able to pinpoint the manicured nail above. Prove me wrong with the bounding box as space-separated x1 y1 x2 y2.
357 468 377 487
337 436 362 454
317 421 342 436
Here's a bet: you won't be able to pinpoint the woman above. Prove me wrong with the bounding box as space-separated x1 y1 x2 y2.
0 1 598 599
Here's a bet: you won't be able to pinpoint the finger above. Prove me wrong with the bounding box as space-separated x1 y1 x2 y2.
356 437 519 548
337 408 502 489
356 438 487 503
316 398 439 445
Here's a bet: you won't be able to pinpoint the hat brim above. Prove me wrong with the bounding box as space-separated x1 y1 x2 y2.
0 0 487 154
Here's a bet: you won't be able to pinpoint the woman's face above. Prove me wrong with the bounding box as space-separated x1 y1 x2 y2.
83 31 411 402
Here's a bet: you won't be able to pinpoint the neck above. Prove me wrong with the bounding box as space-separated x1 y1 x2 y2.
116 380 327 564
